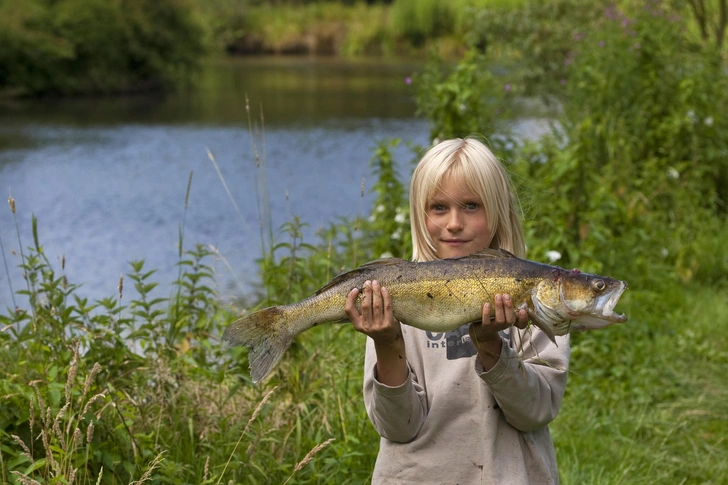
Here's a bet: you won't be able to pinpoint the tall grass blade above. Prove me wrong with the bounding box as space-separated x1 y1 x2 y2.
206 147 254 239
8 191 35 322
216 386 278 485
0 229 17 310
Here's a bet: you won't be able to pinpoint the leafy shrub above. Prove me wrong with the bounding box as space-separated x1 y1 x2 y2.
0 0 206 95
415 48 513 142
516 1 728 288
389 0 457 48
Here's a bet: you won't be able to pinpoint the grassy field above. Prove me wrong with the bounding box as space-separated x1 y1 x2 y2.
555 285 728 484
1 195 727 484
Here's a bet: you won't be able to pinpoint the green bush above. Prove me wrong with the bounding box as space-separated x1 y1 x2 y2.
0 0 207 95
515 1 728 287
389 0 457 47
415 48 513 142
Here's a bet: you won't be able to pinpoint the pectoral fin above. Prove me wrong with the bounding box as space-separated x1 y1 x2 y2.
526 308 557 344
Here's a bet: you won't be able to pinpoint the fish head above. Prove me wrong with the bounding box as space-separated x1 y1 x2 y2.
532 268 628 335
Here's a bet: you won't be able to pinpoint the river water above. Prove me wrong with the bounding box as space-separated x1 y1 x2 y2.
0 56 549 308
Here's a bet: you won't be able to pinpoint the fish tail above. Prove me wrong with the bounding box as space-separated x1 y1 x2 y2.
222 306 294 383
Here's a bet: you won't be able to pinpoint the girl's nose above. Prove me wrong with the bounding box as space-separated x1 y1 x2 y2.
446 210 463 231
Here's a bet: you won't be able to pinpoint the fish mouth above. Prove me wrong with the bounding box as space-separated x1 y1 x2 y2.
595 281 628 322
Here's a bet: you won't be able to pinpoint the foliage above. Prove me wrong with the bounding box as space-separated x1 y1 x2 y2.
361 139 413 261
388 0 457 48
0 0 207 95
414 48 514 143
512 0 728 290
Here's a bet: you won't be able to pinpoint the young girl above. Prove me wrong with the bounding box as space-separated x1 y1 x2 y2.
345 138 570 484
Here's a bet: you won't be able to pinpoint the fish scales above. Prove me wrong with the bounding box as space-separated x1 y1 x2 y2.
223 248 628 383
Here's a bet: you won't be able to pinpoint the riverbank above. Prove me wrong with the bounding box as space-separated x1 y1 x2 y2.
198 0 525 58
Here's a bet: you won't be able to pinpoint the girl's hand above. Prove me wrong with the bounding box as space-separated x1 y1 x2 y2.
470 293 528 343
346 280 408 386
345 280 401 345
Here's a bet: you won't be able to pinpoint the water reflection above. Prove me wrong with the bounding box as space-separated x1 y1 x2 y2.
0 57 430 307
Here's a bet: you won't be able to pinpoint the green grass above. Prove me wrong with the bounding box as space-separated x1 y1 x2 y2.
2 205 727 484
554 285 728 484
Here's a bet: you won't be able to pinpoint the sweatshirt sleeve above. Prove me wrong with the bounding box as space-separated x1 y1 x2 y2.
476 329 570 432
362 336 429 443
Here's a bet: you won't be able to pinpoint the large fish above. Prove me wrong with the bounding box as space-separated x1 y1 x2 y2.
223 249 628 382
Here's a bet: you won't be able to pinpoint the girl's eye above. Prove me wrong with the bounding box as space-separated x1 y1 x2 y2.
429 203 447 212
463 202 479 210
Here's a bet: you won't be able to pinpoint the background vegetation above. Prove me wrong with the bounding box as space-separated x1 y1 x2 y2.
0 0 206 96
2 0 728 484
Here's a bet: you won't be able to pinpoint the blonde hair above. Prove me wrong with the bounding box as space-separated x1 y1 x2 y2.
410 137 526 262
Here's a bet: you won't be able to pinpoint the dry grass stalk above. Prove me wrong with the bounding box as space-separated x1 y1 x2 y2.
8 195 16 214
82 393 106 416
82 362 102 399
72 427 82 449
206 147 254 238
65 345 79 404
11 435 32 460
29 381 46 426
216 386 278 485
39 429 57 473
10 471 41 485
129 451 165 485
203 455 210 482
68 466 77 485
45 407 51 432
86 420 95 443
29 397 35 447
53 402 70 449
244 386 277 433
282 437 336 485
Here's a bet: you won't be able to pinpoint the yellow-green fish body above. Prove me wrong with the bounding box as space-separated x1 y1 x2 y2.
223 249 628 382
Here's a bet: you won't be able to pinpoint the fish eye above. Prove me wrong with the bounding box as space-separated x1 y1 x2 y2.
592 279 606 291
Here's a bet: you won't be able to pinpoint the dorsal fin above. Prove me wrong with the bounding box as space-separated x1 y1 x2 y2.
446 248 518 261
315 257 408 295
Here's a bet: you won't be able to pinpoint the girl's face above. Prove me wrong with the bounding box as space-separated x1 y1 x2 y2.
425 174 492 259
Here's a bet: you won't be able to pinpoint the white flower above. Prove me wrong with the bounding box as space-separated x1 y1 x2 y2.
660 247 669 258
368 215 376 222
666 167 680 179
686 110 697 124
704 116 714 127
546 250 562 263
394 212 406 224
376 204 385 213
392 228 402 240
380 252 393 258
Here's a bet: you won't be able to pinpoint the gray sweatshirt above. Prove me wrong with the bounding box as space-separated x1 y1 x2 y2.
363 324 570 484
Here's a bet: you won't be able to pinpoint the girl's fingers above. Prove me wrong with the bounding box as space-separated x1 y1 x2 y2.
361 280 373 324
482 302 492 323
381 285 392 315
515 309 529 329
493 294 506 324
371 280 383 316
502 294 517 325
